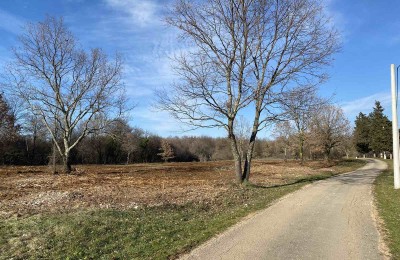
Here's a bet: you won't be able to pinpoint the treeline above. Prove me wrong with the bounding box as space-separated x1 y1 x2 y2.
1 89 391 166
0 94 269 165
0 91 354 166
76 127 266 164
268 101 393 160
266 103 353 161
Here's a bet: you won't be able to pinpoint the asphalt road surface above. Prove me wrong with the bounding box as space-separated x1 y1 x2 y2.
181 159 387 260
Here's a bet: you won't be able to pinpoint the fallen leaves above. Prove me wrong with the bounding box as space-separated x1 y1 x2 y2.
0 160 337 217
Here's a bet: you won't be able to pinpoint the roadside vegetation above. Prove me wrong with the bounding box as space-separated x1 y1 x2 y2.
374 160 400 259
0 159 365 259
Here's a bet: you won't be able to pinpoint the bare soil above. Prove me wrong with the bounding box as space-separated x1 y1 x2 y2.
0 160 340 217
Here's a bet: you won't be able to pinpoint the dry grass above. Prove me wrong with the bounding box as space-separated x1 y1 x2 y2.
0 159 356 217
0 159 366 259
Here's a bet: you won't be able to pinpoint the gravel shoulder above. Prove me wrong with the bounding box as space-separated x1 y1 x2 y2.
181 159 387 260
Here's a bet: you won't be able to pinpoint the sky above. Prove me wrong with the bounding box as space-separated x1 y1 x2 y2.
0 0 399 138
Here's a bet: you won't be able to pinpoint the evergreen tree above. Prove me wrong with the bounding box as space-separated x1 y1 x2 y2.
353 112 371 154
368 101 392 154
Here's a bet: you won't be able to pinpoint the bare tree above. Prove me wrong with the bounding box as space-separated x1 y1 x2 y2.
4 16 125 173
159 0 339 183
273 121 295 160
309 105 350 160
158 140 175 162
339 131 355 159
122 128 144 164
189 136 215 161
281 86 326 161
234 115 252 161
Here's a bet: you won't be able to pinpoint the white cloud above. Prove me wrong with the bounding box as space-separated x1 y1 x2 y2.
129 106 227 137
65 1 183 105
130 107 184 135
323 0 350 43
104 0 161 27
340 92 391 121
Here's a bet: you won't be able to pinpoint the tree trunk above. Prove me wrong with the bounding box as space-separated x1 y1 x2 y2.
234 157 242 183
32 134 36 164
242 154 251 183
242 103 262 183
126 152 130 165
324 147 331 161
52 141 57 174
242 132 257 182
229 132 243 183
284 147 287 161
299 133 304 162
63 151 72 173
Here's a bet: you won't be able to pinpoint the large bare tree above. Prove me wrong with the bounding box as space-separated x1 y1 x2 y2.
280 86 326 161
4 17 125 173
159 0 339 183
309 105 350 160
273 121 295 160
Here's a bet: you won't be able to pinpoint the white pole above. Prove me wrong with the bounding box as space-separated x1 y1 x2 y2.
390 64 400 189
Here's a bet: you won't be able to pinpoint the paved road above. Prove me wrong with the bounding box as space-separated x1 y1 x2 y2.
181 159 387 260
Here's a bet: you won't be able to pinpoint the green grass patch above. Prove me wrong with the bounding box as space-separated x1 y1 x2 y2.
374 160 400 259
331 158 366 171
0 159 365 259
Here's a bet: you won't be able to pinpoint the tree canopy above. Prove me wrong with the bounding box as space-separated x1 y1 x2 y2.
368 101 392 154
159 0 340 183
354 112 371 154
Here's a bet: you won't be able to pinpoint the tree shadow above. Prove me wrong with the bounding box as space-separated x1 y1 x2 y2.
247 174 333 189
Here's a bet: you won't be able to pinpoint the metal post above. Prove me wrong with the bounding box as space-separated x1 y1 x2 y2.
390 64 400 189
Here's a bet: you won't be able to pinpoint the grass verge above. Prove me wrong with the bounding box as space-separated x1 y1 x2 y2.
0 159 365 259
374 160 400 259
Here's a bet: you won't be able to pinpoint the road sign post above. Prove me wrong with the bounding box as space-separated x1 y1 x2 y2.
390 64 400 189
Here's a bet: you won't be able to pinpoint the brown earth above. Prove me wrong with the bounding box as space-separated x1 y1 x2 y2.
0 160 341 218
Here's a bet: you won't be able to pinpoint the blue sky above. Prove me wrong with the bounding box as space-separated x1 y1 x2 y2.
0 0 399 137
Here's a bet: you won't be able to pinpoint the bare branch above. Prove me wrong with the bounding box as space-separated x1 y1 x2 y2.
4 16 126 173
158 0 340 182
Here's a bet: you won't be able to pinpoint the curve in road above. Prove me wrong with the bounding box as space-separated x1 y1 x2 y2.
180 159 388 260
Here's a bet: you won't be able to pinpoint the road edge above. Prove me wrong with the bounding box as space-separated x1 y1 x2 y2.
371 160 392 260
